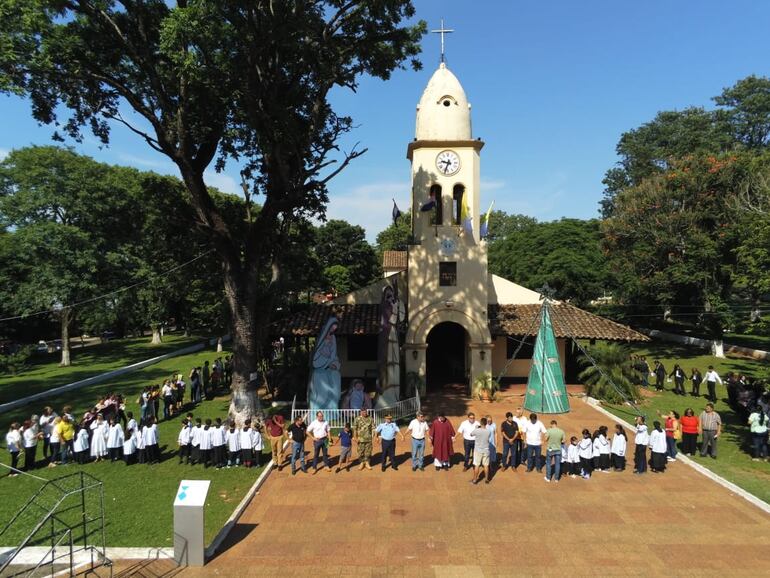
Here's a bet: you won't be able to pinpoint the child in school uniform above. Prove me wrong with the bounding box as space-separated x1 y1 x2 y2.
178 419 191 464
597 426 611 472
73 426 90 464
226 422 241 467
251 423 263 468
577 429 594 479
336 422 353 473
134 425 146 464
212 418 227 469
106 417 124 462
591 430 601 471
142 417 159 464
240 420 254 468
123 428 137 465
649 421 667 473
198 419 213 468
559 440 568 481
190 418 202 465
567 436 580 478
611 424 627 471
633 416 649 474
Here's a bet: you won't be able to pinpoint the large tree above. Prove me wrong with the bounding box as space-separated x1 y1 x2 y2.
0 146 140 365
488 218 608 307
315 219 378 291
601 153 756 353
0 1 424 422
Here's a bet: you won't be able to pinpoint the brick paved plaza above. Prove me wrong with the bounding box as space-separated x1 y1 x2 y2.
112 386 770 577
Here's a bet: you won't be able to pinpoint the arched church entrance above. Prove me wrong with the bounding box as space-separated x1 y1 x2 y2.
426 322 468 389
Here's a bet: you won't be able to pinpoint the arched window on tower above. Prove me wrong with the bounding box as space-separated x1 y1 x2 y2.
452 184 465 225
429 184 443 225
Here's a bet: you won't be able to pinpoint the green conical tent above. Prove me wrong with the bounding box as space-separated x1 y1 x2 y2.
523 302 570 414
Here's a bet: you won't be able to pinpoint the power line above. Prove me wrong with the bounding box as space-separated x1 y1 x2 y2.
0 249 214 323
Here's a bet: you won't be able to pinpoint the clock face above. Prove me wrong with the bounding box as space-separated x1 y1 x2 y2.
439 237 457 254
436 150 461 176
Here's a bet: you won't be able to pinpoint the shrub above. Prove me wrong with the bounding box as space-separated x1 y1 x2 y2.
577 342 640 404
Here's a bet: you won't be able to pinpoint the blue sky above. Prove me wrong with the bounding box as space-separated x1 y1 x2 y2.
2 0 770 240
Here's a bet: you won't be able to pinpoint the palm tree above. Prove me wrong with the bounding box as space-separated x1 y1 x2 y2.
578 342 640 404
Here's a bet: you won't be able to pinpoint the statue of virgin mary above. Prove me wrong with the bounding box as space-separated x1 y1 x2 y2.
308 316 342 409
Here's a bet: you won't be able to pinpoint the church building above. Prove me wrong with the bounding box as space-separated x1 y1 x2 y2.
272 60 646 399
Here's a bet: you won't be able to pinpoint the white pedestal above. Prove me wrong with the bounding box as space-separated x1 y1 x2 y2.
173 479 211 566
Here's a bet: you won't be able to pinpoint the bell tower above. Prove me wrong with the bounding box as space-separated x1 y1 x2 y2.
404 54 492 391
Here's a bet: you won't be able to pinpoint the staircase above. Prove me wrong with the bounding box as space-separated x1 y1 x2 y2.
0 471 112 577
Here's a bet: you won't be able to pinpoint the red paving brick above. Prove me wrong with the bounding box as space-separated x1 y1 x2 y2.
114 385 770 577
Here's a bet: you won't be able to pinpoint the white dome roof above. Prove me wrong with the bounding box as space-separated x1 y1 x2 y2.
415 63 472 140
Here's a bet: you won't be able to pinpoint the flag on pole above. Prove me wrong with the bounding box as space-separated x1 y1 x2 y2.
420 190 437 212
460 191 472 235
391 199 402 224
480 201 495 238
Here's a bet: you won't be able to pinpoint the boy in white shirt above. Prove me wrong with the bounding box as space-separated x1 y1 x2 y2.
211 417 227 469
226 422 241 467
240 420 255 468
178 419 191 464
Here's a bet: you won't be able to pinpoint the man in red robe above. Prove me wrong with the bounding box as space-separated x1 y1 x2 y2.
429 414 455 471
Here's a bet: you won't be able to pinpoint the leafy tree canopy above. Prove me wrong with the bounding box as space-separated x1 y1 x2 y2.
489 218 608 306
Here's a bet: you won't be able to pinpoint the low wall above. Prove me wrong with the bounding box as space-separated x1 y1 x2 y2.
641 328 770 361
0 336 229 415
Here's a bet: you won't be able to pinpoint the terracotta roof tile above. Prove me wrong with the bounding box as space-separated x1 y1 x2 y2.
271 302 648 342
382 250 407 270
271 304 380 336
488 303 649 342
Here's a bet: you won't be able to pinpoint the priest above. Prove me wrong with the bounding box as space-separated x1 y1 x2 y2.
429 413 455 471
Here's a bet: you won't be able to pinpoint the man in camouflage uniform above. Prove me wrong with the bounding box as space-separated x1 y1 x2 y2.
353 408 375 470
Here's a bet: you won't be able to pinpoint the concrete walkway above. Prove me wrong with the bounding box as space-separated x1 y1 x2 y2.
114 384 770 577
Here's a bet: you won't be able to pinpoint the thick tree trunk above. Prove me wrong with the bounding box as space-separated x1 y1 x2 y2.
60 307 71 367
216 336 223 352
151 326 162 344
223 268 266 427
711 339 725 358
663 306 672 322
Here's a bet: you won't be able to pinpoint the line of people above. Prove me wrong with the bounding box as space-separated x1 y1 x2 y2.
276 407 681 483
631 356 728 402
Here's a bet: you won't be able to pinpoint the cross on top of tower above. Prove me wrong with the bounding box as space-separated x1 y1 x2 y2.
430 19 454 63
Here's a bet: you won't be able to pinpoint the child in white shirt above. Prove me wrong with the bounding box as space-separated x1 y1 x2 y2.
577 429 594 479
226 423 241 467
611 424 627 471
73 426 90 464
566 436 580 478
178 419 191 465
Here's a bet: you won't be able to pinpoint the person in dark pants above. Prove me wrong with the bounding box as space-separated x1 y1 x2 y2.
653 361 666 391
670 364 686 396
375 414 403 471
455 413 480 471
5 423 22 476
500 412 519 471
702 366 723 404
22 420 41 471
633 416 649 474
690 368 702 397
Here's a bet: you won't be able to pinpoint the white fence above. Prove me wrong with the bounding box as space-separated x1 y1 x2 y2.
291 390 421 429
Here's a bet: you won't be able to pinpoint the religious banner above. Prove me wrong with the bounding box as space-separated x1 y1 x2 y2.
523 303 570 414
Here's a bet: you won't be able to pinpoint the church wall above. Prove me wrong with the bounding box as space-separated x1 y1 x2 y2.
491 336 567 379
337 337 378 380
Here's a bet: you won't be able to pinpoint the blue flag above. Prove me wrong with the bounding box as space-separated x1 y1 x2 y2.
392 199 402 224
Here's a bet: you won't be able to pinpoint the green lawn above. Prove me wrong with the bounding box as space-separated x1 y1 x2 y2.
603 341 770 504
0 346 274 548
0 333 203 405
723 331 770 352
